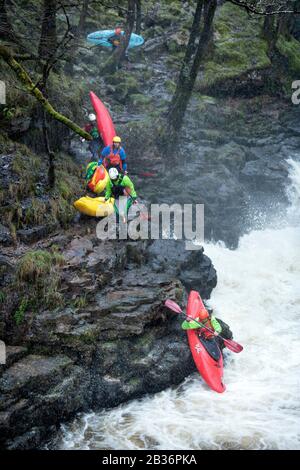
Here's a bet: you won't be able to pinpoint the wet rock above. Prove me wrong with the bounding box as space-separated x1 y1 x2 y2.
0 355 91 448
148 240 217 299
92 328 193 407
180 252 217 298
240 158 289 192
5 426 53 450
63 236 94 266
0 346 28 369
0 224 13 246
0 355 74 396
143 37 167 54
17 224 58 244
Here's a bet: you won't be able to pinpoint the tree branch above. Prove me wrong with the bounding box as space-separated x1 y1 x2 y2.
0 45 91 140
228 0 300 15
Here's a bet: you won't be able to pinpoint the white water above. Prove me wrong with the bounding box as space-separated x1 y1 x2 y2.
58 160 300 450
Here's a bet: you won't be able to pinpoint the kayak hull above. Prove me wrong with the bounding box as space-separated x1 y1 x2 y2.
186 290 225 393
87 30 144 49
89 91 116 147
74 196 115 217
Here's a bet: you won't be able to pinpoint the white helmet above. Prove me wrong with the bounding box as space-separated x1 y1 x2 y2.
109 167 119 180
88 113 96 122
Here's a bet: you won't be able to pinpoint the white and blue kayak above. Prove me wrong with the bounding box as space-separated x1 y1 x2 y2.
87 30 144 49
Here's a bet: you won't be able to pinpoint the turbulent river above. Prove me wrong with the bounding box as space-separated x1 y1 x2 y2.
54 159 300 450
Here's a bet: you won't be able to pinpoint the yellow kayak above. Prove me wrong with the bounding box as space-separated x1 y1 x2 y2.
74 196 115 217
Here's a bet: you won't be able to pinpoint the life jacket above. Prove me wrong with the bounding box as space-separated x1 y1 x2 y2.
194 314 214 339
87 165 108 194
105 145 123 169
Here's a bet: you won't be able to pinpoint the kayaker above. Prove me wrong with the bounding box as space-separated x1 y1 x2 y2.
99 136 127 173
108 27 122 50
82 113 103 160
105 167 137 222
181 307 222 339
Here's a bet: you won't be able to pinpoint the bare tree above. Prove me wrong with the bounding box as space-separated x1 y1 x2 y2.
77 0 90 37
38 0 58 60
167 0 217 136
135 0 142 35
0 0 16 41
228 0 299 15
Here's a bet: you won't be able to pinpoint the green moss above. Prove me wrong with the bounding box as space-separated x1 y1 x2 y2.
276 35 300 76
14 297 29 325
17 249 64 283
0 291 6 303
24 199 47 226
48 72 87 122
199 2 270 89
73 295 88 309
106 71 140 103
129 94 152 108
15 249 65 315
165 79 176 94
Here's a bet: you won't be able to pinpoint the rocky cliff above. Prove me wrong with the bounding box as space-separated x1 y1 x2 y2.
0 220 228 449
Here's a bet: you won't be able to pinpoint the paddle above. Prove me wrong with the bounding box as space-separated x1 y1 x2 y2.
164 299 243 354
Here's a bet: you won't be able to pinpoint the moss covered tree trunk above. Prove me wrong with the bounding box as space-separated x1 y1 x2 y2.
167 0 217 137
0 45 91 140
38 0 57 60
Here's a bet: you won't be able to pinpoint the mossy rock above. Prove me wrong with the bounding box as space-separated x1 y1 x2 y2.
128 94 152 109
276 35 300 76
17 249 64 283
165 79 176 94
156 11 179 27
14 249 65 316
144 25 164 40
198 2 270 91
105 70 140 102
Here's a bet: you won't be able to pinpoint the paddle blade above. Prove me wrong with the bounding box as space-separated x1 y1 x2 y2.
164 299 183 314
223 337 243 353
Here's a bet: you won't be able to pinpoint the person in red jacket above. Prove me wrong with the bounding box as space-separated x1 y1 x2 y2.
81 113 103 161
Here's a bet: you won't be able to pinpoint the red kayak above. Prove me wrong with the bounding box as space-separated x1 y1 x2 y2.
186 291 225 393
89 91 116 146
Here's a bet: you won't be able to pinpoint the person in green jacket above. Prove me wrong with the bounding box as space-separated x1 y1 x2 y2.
105 167 137 222
181 306 222 338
